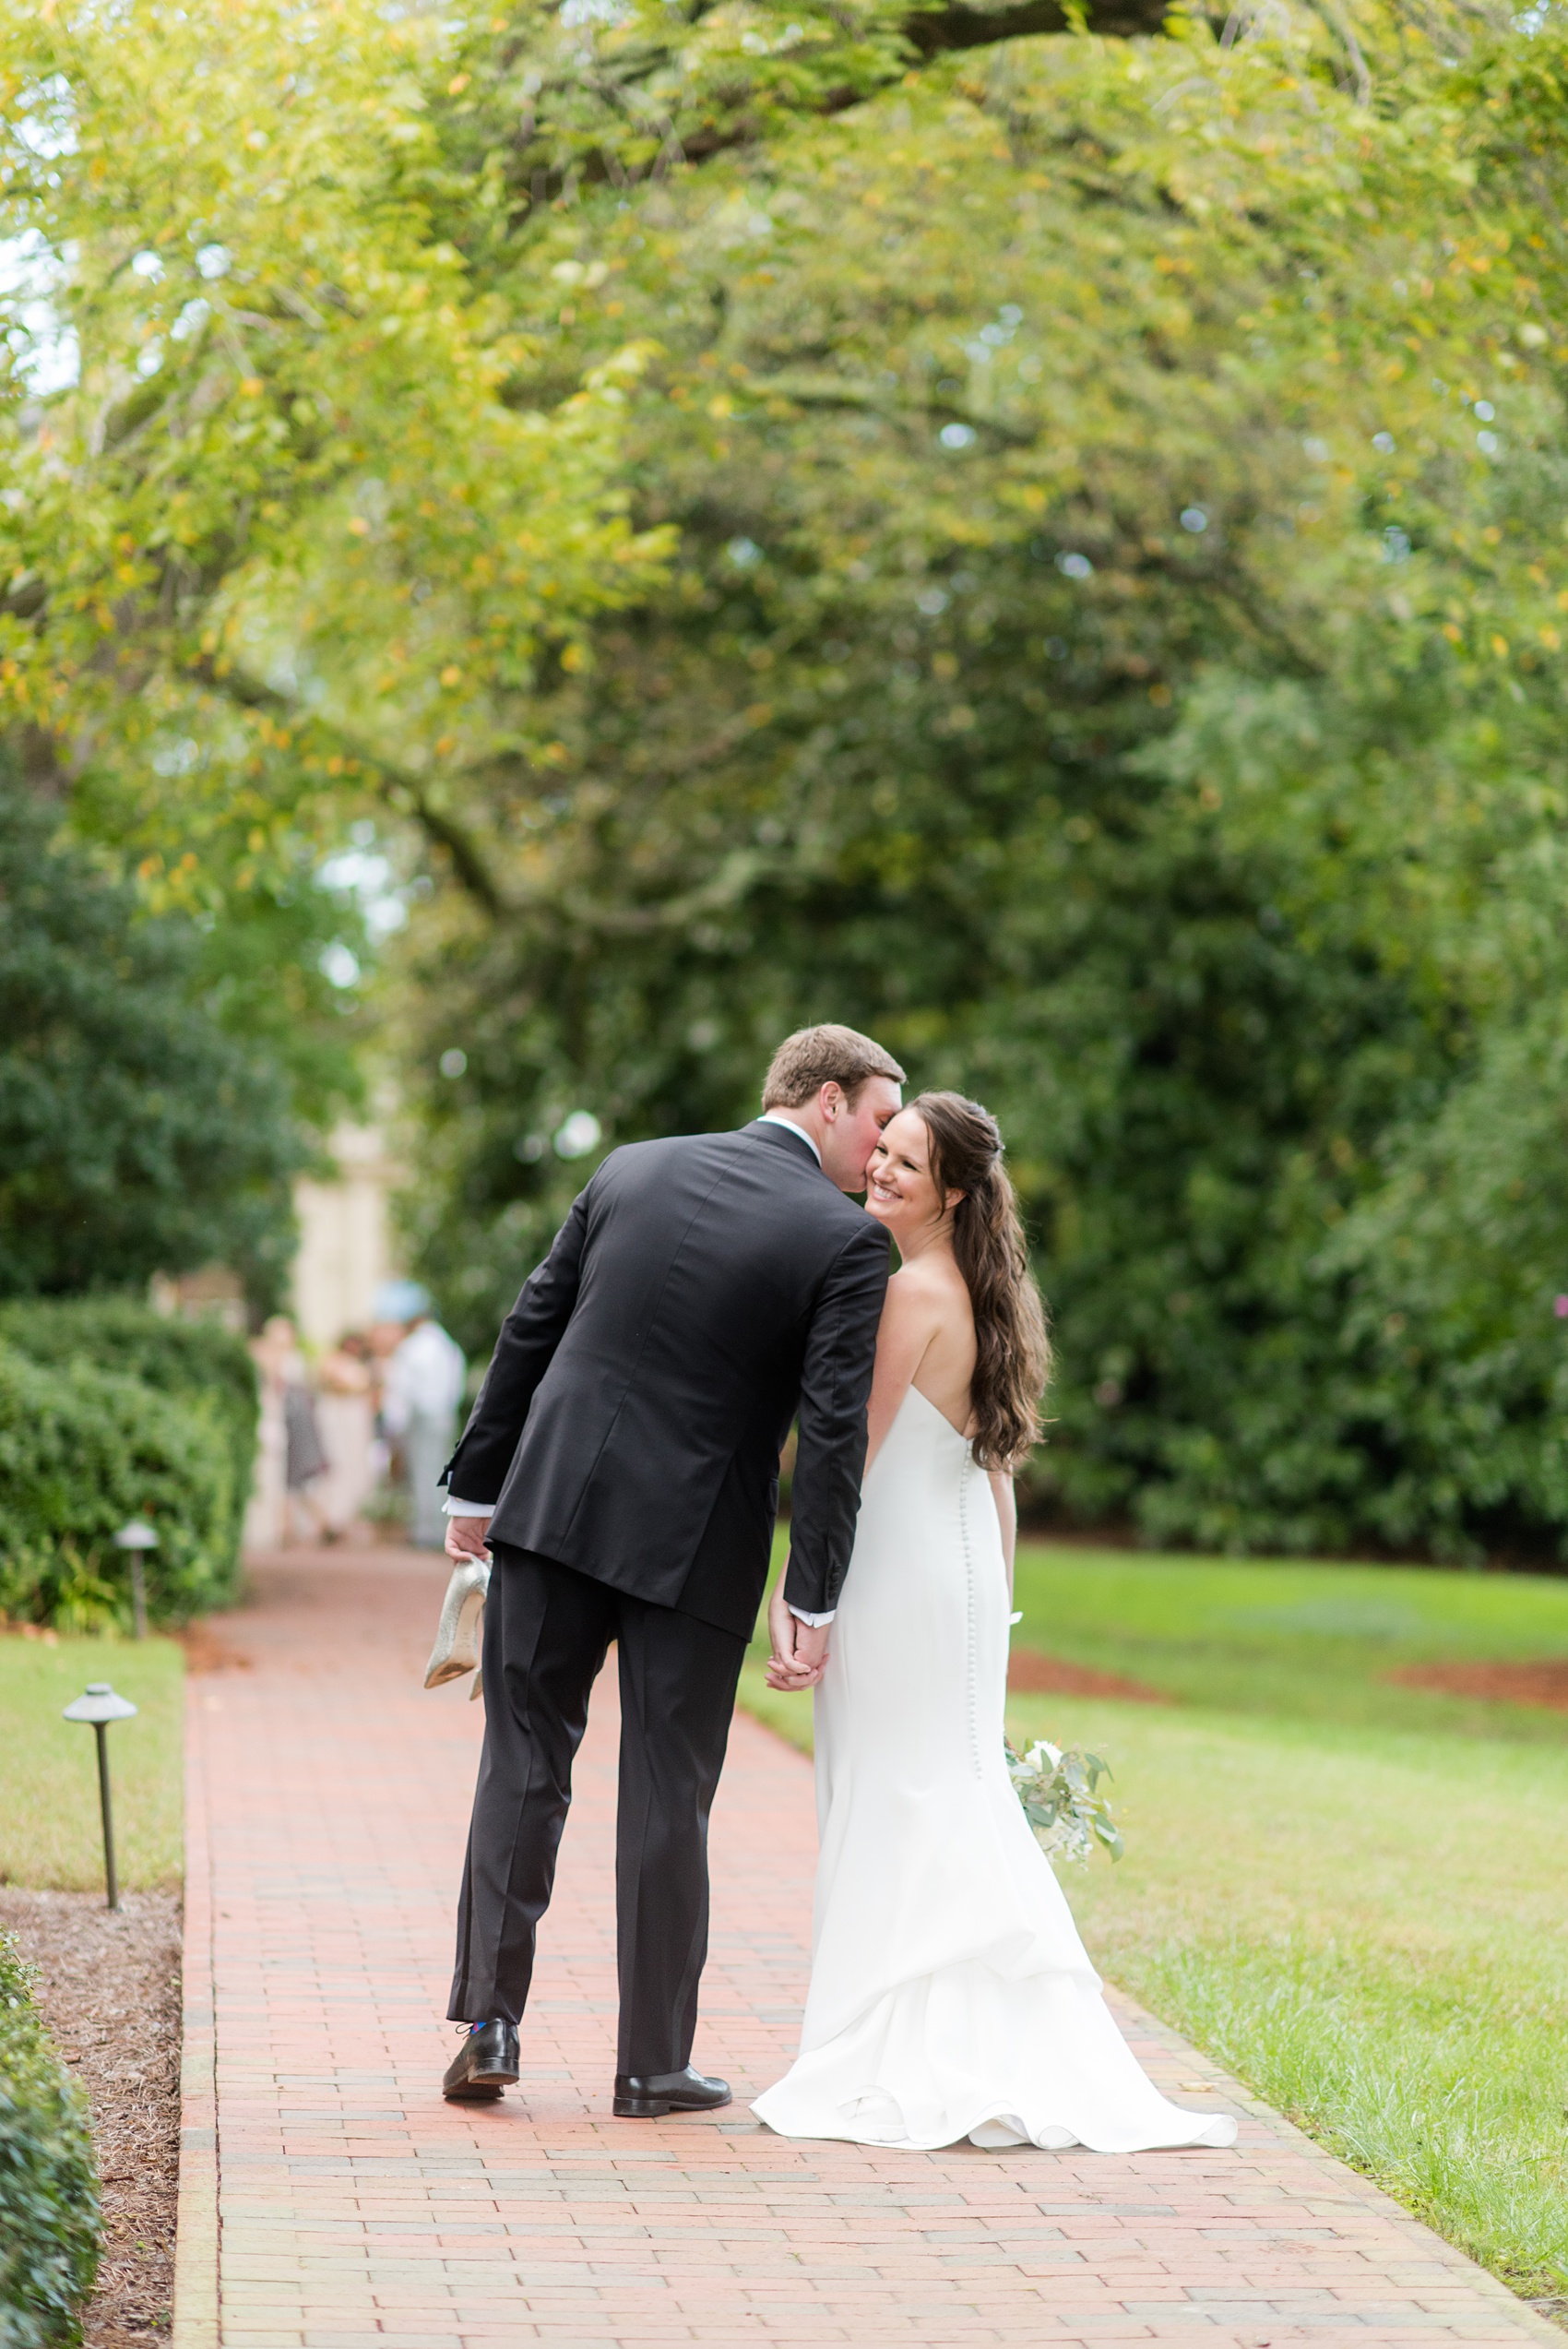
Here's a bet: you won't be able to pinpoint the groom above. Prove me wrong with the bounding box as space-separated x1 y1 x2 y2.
437 1024 904 2114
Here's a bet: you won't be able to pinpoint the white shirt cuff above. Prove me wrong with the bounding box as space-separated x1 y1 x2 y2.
443 1496 493 1517
787 1604 835 1627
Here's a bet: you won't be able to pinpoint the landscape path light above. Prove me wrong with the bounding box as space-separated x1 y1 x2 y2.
113 1517 157 1639
62 1682 138 1911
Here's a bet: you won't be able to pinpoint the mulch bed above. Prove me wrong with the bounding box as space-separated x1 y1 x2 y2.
1007 1648 1170 1702
1385 1659 1568 1711
0 1886 182 2349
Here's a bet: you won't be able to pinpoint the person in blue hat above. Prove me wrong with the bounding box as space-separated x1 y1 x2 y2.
377 1282 466 1549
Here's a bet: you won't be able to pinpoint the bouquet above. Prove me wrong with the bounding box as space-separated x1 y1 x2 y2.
1005 1736 1123 1866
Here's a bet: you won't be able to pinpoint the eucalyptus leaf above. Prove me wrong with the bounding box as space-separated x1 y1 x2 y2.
1005 1735 1124 1867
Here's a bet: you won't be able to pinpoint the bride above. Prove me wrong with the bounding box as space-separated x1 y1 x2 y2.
752 1091 1237 2154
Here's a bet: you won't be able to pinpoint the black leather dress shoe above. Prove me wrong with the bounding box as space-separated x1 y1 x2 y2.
613 2065 731 2118
443 2020 519 2101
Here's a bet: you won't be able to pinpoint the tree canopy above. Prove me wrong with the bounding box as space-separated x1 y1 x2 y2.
6 0 1568 1555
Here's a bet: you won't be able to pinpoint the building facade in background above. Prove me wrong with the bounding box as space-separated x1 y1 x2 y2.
291 1123 403 1349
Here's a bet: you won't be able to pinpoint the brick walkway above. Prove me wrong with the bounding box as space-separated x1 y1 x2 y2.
175 1544 1558 2349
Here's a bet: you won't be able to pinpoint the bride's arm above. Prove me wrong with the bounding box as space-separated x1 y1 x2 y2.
861 1274 937 1477
989 1469 1017 1605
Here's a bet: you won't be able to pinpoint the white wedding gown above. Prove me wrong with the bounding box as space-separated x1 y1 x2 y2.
753 1385 1238 2152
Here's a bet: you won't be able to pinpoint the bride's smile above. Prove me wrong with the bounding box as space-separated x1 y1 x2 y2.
863 1108 964 1246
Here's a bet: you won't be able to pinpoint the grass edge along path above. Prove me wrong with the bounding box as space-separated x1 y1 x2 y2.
733 1657 1568 2321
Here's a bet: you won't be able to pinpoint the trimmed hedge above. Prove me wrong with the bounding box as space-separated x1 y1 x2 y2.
0 1298 256 1517
0 1341 241 1628
0 1935 100 2349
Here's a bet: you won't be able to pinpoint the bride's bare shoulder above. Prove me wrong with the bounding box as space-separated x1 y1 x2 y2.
881 1263 938 1323
893 1251 967 1292
886 1259 939 1298
885 1257 969 1324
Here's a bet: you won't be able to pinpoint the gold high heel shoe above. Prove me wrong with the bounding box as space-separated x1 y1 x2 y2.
424 1554 491 1692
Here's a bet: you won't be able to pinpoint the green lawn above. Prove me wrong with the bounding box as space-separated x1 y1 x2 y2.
740 1543 1568 2305
1011 1542 1568 1739
0 1633 184 1892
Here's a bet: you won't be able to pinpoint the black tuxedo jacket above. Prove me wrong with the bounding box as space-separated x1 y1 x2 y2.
441 1120 891 1639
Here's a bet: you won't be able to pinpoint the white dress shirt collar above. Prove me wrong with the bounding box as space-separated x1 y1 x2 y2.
756 1111 822 1164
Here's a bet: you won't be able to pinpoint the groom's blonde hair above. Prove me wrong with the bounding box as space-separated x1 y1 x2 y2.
761 1024 906 1110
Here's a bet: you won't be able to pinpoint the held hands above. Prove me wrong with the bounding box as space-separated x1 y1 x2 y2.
444 1516 829 1692
445 1513 493 1564
766 1571 830 1692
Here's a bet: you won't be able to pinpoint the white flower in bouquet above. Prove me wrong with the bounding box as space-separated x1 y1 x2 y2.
1005 1735 1123 1867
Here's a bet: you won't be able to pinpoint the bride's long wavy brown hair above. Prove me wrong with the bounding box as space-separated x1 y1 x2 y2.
909 1091 1051 1473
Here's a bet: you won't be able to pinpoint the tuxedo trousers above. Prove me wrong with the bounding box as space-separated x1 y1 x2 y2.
447 1543 747 2075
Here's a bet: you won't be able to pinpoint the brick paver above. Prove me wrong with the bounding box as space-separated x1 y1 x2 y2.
175 1544 1559 2349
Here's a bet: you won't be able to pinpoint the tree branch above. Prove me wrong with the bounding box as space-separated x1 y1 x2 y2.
187 663 780 932
745 369 1038 447
188 660 511 917
489 0 1186 215
904 0 1175 50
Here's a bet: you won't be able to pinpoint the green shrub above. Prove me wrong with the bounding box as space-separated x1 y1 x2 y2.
0 1298 257 1523
0 1935 100 2349
0 1343 240 1628
0 772 303 1311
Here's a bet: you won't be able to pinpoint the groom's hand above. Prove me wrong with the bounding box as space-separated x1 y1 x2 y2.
766 1577 829 1690
445 1513 493 1563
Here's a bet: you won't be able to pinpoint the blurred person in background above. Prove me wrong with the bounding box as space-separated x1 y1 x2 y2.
378 1281 466 1549
255 1314 335 1545
246 1314 291 1548
315 1330 377 1539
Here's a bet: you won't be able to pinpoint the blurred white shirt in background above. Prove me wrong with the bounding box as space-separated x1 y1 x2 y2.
384 1318 466 1435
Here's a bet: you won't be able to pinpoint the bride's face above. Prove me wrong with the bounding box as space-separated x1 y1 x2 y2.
865 1109 953 1240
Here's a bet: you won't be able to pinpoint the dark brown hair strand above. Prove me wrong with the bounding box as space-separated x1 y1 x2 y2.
909 1091 1051 1473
